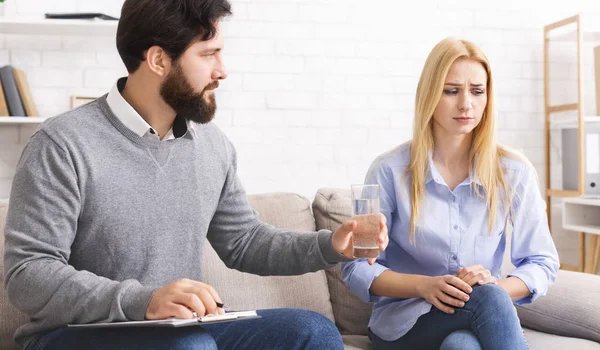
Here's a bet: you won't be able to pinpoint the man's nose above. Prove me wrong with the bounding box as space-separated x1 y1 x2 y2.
213 62 227 80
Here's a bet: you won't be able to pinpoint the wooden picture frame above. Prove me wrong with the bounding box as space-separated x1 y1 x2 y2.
70 96 97 109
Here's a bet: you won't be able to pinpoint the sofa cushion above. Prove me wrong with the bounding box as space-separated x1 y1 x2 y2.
523 328 600 350
312 188 372 335
517 269 600 344
201 192 335 322
342 335 373 350
340 331 600 350
1 199 29 350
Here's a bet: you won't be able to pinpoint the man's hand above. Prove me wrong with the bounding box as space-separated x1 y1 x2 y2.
416 275 472 314
331 213 388 265
146 278 224 320
457 265 497 287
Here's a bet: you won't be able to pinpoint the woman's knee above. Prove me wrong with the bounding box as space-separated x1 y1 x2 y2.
473 284 511 302
469 284 515 313
440 330 482 350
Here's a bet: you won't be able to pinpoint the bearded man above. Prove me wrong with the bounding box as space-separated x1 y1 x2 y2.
2 0 389 349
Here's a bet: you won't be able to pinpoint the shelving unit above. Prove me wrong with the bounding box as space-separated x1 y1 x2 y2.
544 13 600 272
0 117 48 124
0 17 116 123
0 17 118 36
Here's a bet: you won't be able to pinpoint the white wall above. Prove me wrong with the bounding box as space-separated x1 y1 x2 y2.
0 0 597 196
1 0 600 265
1 0 595 197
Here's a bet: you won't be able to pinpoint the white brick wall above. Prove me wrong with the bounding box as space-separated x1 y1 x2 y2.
1 0 600 265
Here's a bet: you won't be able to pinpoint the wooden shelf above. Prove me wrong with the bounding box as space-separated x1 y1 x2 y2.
0 17 118 36
550 115 600 129
0 117 48 124
552 30 600 42
563 196 600 205
563 224 600 235
563 198 600 235
546 189 581 197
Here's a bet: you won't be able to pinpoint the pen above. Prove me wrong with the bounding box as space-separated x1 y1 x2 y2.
190 302 225 318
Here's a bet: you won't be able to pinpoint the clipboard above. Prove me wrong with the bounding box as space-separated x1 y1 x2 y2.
68 310 260 328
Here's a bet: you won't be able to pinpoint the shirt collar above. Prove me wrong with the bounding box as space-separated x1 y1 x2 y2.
106 77 197 139
426 151 483 187
425 151 440 185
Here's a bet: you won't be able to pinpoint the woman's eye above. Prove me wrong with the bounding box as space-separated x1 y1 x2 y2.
472 89 485 95
443 89 458 95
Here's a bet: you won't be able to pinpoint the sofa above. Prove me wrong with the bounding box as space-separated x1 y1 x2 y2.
1 189 600 349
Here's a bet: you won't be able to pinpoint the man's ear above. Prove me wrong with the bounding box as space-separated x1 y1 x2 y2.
144 46 172 77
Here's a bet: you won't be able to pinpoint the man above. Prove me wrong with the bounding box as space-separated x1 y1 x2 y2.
3 0 388 349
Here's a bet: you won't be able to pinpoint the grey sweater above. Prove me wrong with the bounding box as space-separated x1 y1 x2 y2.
3 96 346 345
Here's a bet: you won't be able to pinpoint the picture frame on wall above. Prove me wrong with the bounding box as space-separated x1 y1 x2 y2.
70 96 97 110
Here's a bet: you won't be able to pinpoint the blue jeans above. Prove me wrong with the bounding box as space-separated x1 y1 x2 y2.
369 284 528 350
26 308 343 350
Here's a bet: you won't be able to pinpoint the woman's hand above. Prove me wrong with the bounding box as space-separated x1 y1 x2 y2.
457 265 497 286
416 275 472 314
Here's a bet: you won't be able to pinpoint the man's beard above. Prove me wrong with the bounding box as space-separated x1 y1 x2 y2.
159 62 218 124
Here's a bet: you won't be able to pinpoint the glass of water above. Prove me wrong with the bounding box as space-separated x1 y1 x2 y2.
350 184 380 259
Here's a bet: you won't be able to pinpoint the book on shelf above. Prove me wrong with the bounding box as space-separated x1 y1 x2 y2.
0 80 9 116
0 65 25 117
13 67 38 116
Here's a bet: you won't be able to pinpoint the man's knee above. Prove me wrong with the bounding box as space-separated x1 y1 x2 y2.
173 329 218 350
275 309 343 350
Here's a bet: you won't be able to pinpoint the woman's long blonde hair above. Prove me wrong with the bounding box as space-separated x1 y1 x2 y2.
408 38 521 243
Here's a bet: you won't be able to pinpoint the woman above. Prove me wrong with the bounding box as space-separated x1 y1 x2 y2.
342 38 559 350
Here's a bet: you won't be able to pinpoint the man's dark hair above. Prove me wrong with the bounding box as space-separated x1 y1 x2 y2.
116 0 232 73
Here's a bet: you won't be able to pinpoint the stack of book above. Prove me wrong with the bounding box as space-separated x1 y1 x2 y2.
0 65 38 117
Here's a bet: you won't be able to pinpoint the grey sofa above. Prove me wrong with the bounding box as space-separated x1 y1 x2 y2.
1 189 600 349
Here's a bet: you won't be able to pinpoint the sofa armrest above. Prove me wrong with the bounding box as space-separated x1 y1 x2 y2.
516 269 600 343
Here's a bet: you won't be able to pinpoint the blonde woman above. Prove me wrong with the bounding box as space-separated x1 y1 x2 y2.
342 38 559 350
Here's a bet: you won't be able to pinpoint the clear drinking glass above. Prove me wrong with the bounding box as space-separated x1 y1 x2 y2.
350 184 380 259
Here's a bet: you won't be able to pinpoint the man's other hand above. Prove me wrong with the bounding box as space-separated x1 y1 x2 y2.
146 278 224 320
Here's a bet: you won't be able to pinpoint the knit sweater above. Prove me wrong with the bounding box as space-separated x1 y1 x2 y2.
3 96 345 345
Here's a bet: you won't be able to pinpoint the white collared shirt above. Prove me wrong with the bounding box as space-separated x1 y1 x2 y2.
106 78 195 141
